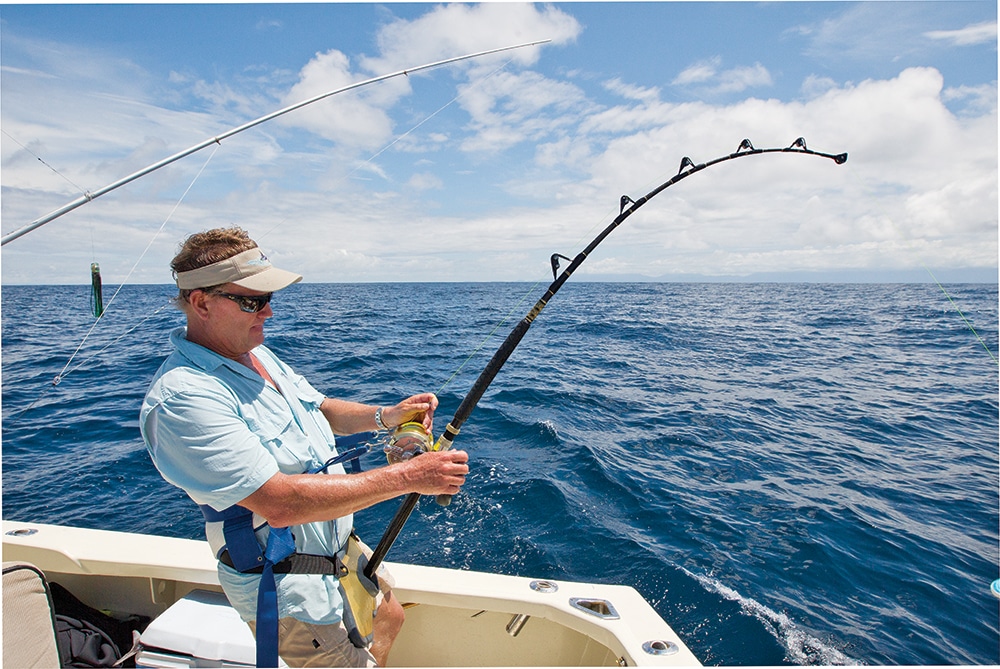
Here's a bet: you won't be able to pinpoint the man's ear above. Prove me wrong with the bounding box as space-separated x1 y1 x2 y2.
187 290 212 321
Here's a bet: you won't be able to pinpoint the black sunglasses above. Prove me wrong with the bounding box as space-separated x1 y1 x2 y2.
205 290 273 313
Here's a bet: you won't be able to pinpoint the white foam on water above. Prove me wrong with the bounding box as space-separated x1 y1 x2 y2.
685 568 863 666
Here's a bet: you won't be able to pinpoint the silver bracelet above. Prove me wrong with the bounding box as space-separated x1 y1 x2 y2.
374 406 389 431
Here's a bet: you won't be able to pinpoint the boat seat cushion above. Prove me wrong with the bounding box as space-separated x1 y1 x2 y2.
2 561 61 668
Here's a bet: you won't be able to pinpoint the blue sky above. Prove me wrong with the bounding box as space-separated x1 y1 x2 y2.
1 2 996 284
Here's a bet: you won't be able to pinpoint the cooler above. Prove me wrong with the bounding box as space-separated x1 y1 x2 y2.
137 589 275 668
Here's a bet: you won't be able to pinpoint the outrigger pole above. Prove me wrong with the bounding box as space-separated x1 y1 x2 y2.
365 138 847 580
1 40 550 246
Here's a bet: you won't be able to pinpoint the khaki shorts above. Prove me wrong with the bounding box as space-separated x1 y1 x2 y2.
264 617 377 668
249 545 395 668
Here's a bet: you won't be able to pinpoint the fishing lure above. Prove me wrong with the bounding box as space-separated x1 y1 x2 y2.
364 137 848 579
90 262 104 318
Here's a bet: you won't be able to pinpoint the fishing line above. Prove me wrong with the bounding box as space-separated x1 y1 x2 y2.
2 41 550 246
432 197 628 397
61 302 177 381
57 144 220 376
4 302 176 428
433 277 545 397
1 129 89 196
347 55 521 182
839 162 998 365
364 140 851 579
920 268 995 366
431 162 686 398
259 64 514 242
125 144 222 284
257 218 290 241
7 146 221 427
259 59 519 242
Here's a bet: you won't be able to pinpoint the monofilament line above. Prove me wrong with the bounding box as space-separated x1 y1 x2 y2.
53 145 220 389
2 129 89 195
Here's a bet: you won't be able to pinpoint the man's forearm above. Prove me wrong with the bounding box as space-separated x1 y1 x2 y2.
238 449 468 528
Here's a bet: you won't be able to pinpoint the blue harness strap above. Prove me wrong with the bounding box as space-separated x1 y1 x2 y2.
198 504 294 667
198 431 378 668
256 526 296 668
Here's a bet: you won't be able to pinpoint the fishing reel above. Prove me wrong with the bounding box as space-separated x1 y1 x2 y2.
384 422 435 464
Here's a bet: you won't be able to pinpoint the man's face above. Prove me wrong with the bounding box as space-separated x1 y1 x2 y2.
198 284 273 358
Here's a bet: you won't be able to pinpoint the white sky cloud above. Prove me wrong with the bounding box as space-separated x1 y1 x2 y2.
673 58 721 86
924 20 998 47
1 2 995 284
280 48 398 150
362 3 580 73
672 58 773 95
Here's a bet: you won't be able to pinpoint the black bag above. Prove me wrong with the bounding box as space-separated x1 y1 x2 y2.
49 582 148 668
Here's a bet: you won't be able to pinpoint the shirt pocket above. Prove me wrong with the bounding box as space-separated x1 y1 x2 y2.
244 393 315 474
288 387 338 454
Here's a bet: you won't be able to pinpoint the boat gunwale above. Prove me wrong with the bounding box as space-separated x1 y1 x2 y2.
2 519 700 666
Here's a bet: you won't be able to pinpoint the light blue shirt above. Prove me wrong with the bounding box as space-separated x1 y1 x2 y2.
140 327 351 624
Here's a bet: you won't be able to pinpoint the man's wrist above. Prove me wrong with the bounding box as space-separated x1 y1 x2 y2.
374 406 390 431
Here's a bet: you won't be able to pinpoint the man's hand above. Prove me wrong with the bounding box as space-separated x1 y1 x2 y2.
396 449 468 496
384 393 439 432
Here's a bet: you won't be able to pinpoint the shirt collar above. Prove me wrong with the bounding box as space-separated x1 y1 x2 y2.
169 326 263 383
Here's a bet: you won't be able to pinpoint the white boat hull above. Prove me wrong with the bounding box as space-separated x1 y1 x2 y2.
3 520 700 666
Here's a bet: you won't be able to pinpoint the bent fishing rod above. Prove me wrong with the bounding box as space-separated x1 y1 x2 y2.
1 40 550 246
364 137 847 580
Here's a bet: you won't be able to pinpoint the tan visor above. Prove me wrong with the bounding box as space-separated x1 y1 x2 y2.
175 248 302 292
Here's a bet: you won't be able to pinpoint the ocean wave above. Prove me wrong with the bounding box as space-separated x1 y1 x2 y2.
3 282 997 665
685 568 862 666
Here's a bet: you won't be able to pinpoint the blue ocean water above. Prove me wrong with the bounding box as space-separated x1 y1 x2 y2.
2 282 998 666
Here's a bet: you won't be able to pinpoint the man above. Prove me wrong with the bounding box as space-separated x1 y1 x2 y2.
140 227 469 667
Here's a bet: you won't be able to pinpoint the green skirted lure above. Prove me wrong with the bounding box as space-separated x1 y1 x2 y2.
90 262 104 318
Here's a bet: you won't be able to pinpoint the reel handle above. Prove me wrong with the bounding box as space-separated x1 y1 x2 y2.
436 494 452 506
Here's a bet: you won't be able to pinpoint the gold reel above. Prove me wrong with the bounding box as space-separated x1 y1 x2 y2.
384 422 434 464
